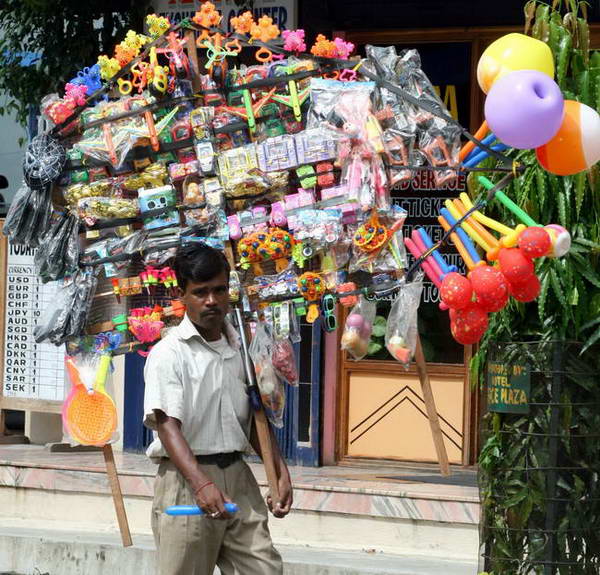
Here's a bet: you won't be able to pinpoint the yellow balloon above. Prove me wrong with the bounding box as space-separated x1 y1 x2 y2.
477 33 555 94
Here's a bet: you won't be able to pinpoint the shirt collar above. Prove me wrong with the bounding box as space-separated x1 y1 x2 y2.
177 313 241 352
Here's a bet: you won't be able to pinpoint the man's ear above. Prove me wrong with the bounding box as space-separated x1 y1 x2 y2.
175 286 184 299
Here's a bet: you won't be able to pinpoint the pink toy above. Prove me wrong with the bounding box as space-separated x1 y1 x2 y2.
270 201 287 227
282 29 307 53
333 37 355 59
64 83 88 106
227 215 242 240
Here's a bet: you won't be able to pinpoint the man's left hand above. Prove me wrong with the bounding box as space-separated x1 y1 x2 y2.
267 472 293 518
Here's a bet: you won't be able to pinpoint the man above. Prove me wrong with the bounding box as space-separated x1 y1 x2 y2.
144 242 292 575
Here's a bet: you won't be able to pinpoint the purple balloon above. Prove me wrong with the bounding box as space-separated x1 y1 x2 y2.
484 70 564 149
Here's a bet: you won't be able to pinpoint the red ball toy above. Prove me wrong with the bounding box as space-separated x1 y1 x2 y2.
498 247 535 285
440 272 473 310
518 227 552 259
450 302 489 345
509 274 541 302
469 264 509 305
477 287 510 313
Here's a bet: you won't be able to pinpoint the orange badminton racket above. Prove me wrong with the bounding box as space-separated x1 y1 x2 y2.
63 355 117 446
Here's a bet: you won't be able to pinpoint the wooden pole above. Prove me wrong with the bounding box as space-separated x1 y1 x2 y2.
102 444 133 547
414 335 451 476
253 408 281 503
233 308 281 502
184 29 202 93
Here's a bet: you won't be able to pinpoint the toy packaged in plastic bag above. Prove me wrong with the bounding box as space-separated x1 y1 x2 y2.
385 275 424 369
349 206 408 274
78 197 139 223
249 322 285 428
271 336 299 386
34 270 98 345
62 350 119 446
35 211 80 282
340 296 377 361
63 179 114 206
3 184 53 247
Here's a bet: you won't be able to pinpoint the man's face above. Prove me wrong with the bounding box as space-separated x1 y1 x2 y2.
181 270 229 334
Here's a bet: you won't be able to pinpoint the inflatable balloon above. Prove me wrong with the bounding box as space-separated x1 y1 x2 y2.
469 265 509 301
484 70 564 149
450 303 489 345
478 288 510 313
509 274 541 303
440 272 473 310
536 100 600 175
544 224 571 258
518 226 552 259
477 33 555 94
498 247 534 285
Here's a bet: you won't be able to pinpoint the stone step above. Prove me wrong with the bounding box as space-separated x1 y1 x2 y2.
0 521 479 575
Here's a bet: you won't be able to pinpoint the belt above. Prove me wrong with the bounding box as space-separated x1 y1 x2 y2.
195 451 243 469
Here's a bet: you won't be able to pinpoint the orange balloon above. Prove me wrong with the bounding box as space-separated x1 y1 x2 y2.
536 100 600 176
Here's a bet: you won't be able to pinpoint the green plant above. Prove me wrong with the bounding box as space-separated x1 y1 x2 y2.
0 0 151 128
476 2 600 573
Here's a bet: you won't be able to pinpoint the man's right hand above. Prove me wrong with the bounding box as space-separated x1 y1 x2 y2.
194 482 233 520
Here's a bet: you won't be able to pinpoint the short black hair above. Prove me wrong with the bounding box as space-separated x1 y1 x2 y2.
173 243 230 291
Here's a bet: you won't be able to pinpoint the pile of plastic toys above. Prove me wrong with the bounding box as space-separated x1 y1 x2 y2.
4 6 580 427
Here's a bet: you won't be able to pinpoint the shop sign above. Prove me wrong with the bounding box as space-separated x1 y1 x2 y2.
487 359 531 414
391 171 468 305
152 0 297 30
2 243 65 401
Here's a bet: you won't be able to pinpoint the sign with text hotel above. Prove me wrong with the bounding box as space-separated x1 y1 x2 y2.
487 360 531 414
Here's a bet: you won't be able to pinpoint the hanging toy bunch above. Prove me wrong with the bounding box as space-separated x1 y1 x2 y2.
3 1 584 435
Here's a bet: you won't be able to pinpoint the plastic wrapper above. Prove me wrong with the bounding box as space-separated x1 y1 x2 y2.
33 270 98 345
294 208 345 256
62 350 119 447
307 79 390 210
249 322 285 428
385 275 424 368
340 296 377 361
81 236 130 278
392 49 460 186
63 179 114 206
3 184 53 247
363 45 417 188
35 211 80 282
254 268 299 300
349 206 408 274
78 196 139 222
271 336 299 386
75 100 142 167
307 79 374 144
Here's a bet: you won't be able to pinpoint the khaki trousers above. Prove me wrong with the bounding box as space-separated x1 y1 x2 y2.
152 458 283 575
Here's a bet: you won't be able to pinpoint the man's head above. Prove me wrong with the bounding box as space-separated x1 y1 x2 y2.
173 243 231 339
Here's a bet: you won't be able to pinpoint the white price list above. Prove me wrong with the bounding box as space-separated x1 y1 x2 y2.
3 244 65 401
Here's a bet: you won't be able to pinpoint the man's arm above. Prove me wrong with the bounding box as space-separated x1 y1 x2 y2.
156 410 232 519
249 418 293 518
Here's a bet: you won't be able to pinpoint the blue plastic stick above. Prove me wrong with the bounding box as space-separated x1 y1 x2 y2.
416 228 457 275
463 144 509 168
165 503 239 516
440 208 482 264
464 133 498 162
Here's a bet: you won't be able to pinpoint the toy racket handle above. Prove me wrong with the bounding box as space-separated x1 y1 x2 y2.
95 354 112 390
65 357 85 388
165 503 239 516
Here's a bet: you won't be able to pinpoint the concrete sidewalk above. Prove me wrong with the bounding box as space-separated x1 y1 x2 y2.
0 522 478 575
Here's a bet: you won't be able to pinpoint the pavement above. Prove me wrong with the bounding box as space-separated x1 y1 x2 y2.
0 523 479 574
